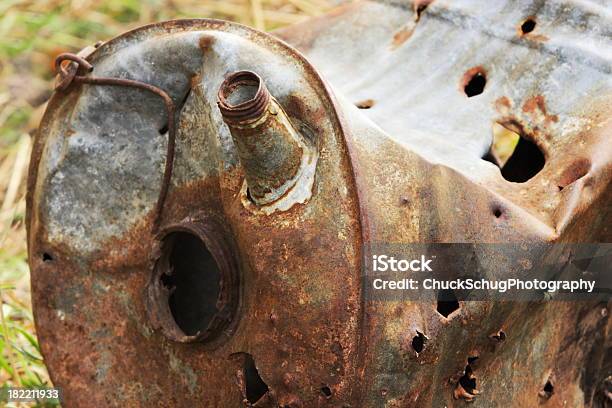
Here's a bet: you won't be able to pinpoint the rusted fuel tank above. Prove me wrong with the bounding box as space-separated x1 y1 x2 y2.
26 1 611 407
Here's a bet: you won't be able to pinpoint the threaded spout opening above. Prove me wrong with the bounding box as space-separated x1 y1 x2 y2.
217 71 270 124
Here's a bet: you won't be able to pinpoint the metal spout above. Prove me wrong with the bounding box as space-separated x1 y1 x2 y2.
217 71 306 206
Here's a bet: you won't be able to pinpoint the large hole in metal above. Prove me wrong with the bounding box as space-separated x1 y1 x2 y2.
437 288 459 318
244 354 269 404
149 221 239 343
162 231 222 336
486 123 545 183
500 136 545 183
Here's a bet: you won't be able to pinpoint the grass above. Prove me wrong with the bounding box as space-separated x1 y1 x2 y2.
0 0 331 406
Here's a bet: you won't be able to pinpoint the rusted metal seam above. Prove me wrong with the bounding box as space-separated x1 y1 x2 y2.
54 52 177 232
328 94 373 406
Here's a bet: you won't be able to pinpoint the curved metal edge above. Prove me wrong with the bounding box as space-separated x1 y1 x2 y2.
26 17 369 403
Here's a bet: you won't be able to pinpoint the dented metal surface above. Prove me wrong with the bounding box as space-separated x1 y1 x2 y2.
26 0 610 407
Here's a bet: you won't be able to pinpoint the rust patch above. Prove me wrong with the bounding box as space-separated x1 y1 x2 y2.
494 96 512 113
198 34 215 52
522 95 559 126
391 25 414 49
91 213 155 272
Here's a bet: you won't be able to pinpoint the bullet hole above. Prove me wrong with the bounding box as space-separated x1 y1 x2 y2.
321 385 332 398
520 18 537 35
163 231 222 336
355 99 375 109
454 357 480 401
459 364 477 393
42 252 53 262
539 378 554 399
158 123 169 134
544 381 554 393
488 122 545 183
437 289 460 318
244 354 269 404
463 69 487 97
411 330 427 353
490 330 506 342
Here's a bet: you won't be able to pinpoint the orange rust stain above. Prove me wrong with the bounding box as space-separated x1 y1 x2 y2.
198 35 215 53
522 95 559 125
495 96 511 109
494 96 513 115
391 25 414 49
526 33 549 42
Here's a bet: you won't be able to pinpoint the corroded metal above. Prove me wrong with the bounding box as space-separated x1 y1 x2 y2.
26 1 611 407
218 71 316 208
